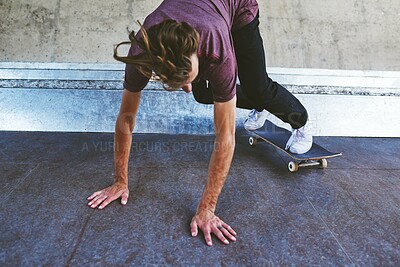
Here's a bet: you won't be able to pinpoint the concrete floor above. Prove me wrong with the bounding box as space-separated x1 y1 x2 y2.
0 130 399 266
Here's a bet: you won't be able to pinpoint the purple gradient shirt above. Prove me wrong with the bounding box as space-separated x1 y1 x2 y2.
124 0 258 102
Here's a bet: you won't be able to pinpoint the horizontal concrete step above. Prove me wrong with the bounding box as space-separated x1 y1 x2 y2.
1 62 400 94
1 62 399 137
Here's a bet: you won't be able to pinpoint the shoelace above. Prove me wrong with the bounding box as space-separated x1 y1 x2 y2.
247 109 258 121
285 129 305 150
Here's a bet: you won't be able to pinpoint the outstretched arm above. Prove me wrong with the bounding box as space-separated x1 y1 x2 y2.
191 96 238 246
87 89 141 209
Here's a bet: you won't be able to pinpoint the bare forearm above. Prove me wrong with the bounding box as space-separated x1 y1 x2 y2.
197 135 235 213
87 90 140 210
113 113 135 185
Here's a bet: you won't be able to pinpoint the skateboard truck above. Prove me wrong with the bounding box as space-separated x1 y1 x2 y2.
287 159 328 173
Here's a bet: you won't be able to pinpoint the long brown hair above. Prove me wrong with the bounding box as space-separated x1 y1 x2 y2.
114 20 200 90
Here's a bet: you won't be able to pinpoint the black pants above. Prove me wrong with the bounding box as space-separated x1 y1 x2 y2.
192 13 308 129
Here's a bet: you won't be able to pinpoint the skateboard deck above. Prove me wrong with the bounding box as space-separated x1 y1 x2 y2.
246 120 342 172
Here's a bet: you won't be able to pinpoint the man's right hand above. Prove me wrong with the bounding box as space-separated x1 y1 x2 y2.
87 183 129 210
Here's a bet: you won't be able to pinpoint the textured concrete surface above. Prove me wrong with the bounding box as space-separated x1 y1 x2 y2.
0 130 399 266
1 62 400 136
2 87 400 137
0 0 399 70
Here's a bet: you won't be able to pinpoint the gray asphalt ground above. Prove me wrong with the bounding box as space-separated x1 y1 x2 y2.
1 130 399 266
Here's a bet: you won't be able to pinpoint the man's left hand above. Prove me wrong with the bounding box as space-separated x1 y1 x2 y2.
190 209 237 246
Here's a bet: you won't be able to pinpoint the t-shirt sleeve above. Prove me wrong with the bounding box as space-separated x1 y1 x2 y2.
123 45 151 92
206 54 237 103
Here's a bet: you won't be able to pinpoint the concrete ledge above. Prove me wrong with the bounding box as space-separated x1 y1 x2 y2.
1 62 400 137
1 62 400 94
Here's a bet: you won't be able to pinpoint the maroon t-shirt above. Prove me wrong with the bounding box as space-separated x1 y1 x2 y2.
124 0 258 102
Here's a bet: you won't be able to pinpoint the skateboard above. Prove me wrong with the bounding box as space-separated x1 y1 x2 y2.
246 120 342 172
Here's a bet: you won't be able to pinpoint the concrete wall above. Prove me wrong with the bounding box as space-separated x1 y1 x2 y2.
1 0 399 70
1 62 399 137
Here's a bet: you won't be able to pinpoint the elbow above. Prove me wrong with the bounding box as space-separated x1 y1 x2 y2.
215 132 235 153
116 113 135 134
226 134 236 149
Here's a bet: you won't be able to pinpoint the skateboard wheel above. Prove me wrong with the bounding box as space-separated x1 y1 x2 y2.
318 159 328 169
288 161 299 172
249 136 257 146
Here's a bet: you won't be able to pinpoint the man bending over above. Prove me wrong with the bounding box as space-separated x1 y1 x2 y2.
87 0 312 246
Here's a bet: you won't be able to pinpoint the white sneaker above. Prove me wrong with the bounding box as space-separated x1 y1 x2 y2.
244 109 270 130
285 123 313 154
